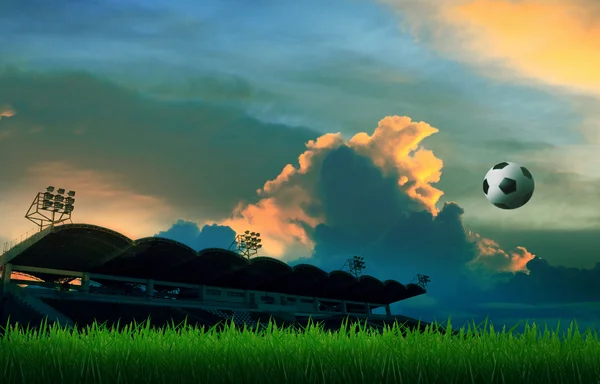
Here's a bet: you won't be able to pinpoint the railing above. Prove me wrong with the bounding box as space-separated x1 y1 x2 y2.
2 227 39 254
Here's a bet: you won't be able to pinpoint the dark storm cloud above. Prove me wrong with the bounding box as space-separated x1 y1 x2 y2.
288 146 478 300
493 257 600 303
155 220 235 251
0 69 317 219
316 146 419 239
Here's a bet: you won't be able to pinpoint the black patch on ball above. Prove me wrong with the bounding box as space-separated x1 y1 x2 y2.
499 177 517 194
522 190 533 205
493 162 509 170
520 166 533 180
494 203 511 209
483 179 490 194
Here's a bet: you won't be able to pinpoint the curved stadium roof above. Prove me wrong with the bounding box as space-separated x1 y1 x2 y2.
5 223 426 305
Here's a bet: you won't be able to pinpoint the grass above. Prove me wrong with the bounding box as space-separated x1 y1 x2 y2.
0 318 599 383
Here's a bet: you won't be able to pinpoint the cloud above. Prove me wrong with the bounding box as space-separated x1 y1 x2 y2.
217 116 530 281
0 104 15 120
0 69 317 224
470 235 536 273
155 220 235 251
218 134 346 257
219 116 445 257
0 104 16 140
469 226 600 269
493 257 600 304
381 0 600 96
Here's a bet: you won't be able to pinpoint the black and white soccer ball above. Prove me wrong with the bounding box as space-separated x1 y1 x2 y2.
483 162 534 210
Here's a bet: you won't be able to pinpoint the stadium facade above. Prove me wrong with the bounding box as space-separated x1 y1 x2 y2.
0 223 428 331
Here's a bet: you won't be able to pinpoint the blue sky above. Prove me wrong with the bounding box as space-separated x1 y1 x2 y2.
1 0 580 139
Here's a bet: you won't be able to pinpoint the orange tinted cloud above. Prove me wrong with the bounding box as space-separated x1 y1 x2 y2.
383 0 600 95
219 116 444 259
223 135 345 258
260 133 345 195
470 233 536 273
0 161 177 244
348 116 443 214
0 104 15 120
0 104 16 140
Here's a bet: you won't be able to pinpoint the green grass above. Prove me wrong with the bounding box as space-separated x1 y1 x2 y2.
0 318 599 383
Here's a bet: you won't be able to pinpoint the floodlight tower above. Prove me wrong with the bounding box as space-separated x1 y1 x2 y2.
414 274 431 289
342 256 366 278
229 230 263 259
25 186 76 231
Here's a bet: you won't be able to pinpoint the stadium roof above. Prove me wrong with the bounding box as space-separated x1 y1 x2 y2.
4 224 426 305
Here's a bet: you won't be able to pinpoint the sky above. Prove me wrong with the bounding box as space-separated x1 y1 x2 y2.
1 0 599 330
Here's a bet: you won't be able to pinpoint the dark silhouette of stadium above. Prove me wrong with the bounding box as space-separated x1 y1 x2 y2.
0 187 431 333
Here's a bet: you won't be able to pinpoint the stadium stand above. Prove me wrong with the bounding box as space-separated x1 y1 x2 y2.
1 223 429 333
40 299 192 329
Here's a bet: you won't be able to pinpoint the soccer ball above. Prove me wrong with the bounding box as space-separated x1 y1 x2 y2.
483 162 534 210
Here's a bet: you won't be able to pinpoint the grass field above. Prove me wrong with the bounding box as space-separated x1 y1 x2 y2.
0 318 599 384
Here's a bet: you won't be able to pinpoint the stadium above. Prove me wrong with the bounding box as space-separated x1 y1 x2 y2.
0 186 430 332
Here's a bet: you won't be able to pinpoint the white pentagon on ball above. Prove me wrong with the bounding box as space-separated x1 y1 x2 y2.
483 161 535 210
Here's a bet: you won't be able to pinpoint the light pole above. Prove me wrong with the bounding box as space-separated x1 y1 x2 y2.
229 230 263 259
342 256 366 278
414 274 431 289
25 186 76 231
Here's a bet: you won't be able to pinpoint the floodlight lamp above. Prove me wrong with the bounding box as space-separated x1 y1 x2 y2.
54 202 64 210
54 195 64 202
65 197 75 204
67 190 75 197
46 186 55 192
250 232 255 236
57 188 65 194
257 244 262 248
256 238 261 243
44 192 54 199
255 232 260 237
245 230 250 234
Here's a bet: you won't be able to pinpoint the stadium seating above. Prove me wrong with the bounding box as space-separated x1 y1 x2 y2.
40 299 193 329
205 308 257 328
0 295 46 330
